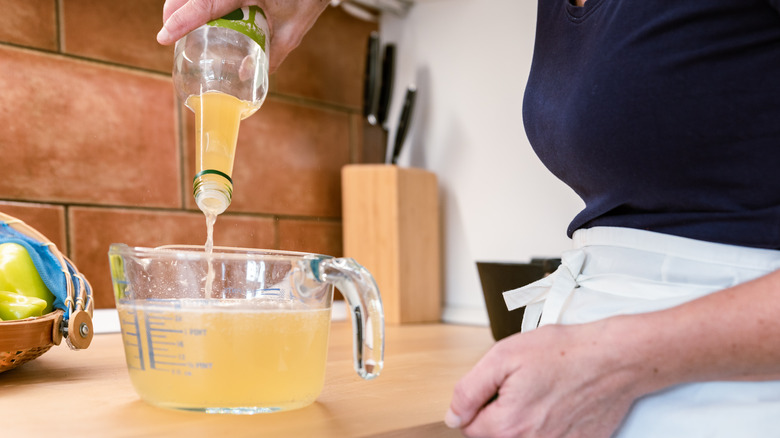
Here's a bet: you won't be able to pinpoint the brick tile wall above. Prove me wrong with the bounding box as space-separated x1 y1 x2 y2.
0 1 376 308
0 0 58 51
62 0 174 73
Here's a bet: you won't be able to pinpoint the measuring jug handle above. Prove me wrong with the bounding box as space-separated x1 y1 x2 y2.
320 257 384 379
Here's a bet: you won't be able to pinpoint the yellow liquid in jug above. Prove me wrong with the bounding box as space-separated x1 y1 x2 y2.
117 300 331 412
187 91 259 208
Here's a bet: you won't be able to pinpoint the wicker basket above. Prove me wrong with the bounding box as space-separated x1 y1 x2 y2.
0 212 94 373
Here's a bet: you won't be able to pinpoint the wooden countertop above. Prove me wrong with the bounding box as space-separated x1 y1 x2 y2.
0 322 493 438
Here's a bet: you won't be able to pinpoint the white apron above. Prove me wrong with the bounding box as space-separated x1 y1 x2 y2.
503 227 780 437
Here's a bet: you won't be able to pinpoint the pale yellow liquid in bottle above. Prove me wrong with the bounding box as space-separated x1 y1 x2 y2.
187 91 260 216
117 300 331 413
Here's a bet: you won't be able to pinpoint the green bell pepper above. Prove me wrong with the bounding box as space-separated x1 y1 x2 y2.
0 290 48 320
0 242 55 320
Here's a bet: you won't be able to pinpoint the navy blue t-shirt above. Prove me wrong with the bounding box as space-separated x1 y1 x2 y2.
523 0 780 249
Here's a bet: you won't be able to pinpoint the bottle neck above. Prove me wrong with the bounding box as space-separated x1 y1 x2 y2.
193 173 232 215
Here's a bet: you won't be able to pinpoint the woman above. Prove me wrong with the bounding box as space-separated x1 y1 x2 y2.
446 1 780 436
159 1 780 436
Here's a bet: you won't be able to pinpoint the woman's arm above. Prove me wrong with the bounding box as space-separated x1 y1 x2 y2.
446 268 780 437
626 268 780 385
156 0 330 73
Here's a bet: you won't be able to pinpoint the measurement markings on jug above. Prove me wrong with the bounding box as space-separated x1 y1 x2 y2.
119 307 146 371
258 287 283 298
145 310 186 371
121 307 214 375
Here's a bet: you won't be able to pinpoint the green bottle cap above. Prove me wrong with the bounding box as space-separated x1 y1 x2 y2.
207 6 268 52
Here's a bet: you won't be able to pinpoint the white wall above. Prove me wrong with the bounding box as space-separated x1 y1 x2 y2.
379 0 584 325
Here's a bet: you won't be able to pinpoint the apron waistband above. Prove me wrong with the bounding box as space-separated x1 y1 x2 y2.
503 227 780 332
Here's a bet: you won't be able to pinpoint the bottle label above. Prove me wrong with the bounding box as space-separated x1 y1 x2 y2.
207 6 268 53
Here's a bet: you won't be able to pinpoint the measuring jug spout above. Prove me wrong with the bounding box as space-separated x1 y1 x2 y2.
317 257 384 380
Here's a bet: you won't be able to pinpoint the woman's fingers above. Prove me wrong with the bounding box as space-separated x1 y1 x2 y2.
447 342 511 430
161 0 190 23
158 0 245 45
157 0 330 73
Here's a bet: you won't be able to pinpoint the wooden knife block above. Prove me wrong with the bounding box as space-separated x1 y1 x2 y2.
341 164 441 324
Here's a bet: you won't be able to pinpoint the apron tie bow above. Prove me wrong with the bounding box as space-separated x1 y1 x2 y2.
502 249 586 331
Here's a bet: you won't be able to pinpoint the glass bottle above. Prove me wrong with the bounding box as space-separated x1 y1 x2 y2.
173 6 270 216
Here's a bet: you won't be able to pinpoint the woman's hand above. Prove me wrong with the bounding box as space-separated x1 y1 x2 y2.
446 321 646 438
447 269 780 437
157 0 330 73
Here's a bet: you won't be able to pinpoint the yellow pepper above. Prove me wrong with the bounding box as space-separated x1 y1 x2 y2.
0 290 48 320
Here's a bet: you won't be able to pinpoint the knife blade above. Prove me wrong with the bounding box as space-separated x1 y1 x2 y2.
390 85 417 165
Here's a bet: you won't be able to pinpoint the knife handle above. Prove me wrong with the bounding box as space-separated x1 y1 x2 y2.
391 86 417 165
376 44 396 126
362 32 380 124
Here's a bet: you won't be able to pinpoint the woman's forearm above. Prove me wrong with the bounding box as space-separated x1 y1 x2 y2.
605 269 780 398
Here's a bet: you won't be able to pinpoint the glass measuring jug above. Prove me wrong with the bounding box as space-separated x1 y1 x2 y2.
108 244 384 414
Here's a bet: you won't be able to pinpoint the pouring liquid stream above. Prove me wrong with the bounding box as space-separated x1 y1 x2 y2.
204 211 217 299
